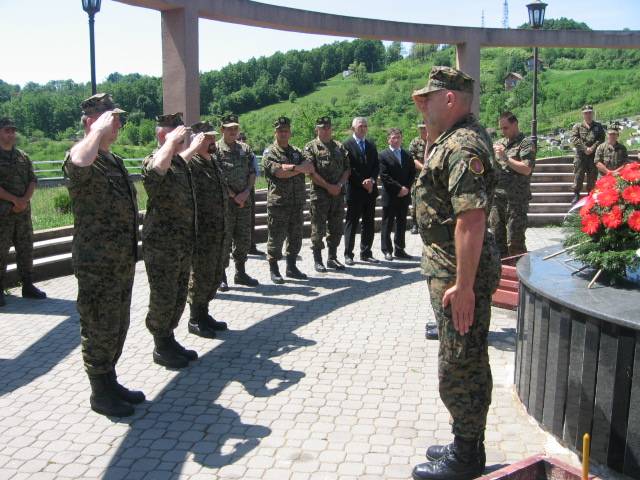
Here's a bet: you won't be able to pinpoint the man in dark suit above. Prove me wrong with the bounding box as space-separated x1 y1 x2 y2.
379 128 415 261
342 117 379 265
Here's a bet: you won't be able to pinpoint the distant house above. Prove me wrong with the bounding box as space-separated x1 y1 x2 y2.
526 57 544 72
342 70 353 78
504 72 524 91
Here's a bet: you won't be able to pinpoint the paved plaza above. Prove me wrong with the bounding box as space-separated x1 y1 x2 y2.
0 228 583 480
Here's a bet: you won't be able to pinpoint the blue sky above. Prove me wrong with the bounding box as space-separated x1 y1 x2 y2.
2 0 639 85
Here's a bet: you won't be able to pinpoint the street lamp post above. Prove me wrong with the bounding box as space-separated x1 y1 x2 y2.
527 1 547 150
82 0 102 95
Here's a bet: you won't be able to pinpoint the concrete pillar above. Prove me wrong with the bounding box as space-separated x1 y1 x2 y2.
161 6 200 125
456 40 481 117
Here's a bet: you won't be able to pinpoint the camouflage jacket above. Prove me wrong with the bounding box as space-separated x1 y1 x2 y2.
303 138 350 201
142 152 196 249
262 141 307 208
63 150 139 267
594 142 628 173
494 132 535 200
190 153 228 232
570 121 605 159
408 137 427 179
0 148 37 216
416 114 499 279
216 140 256 195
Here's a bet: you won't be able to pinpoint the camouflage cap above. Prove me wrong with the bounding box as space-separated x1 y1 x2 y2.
316 116 332 128
412 66 474 97
607 123 620 134
190 121 219 136
582 105 594 113
156 113 184 128
81 93 126 115
221 113 240 127
417 122 427 129
0 117 16 130
273 116 291 129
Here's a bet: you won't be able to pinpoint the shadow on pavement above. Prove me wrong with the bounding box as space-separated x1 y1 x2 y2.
104 268 422 479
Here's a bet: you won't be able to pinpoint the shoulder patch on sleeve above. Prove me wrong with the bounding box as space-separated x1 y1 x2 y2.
469 156 484 175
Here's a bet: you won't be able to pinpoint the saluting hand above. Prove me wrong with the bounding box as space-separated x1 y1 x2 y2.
166 125 188 146
90 110 120 136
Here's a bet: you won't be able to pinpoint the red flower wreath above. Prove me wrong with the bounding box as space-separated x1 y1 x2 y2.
594 188 619 208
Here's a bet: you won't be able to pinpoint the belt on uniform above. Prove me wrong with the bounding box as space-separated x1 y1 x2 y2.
422 223 454 244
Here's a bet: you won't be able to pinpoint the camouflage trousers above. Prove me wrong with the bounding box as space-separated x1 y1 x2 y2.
310 194 344 251
411 178 419 226
188 225 227 305
489 192 529 257
427 272 499 440
573 156 597 194
144 244 193 338
0 209 34 287
267 205 304 261
75 261 135 375
224 200 252 265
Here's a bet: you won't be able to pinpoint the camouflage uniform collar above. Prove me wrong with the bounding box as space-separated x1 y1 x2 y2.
218 139 239 152
583 120 598 129
272 141 293 153
0 146 16 158
316 137 336 148
431 114 477 147
504 132 526 148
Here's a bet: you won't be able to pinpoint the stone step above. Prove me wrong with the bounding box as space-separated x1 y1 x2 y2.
527 212 566 226
534 163 574 173
530 182 575 193
530 192 586 203
529 203 572 214
530 172 575 183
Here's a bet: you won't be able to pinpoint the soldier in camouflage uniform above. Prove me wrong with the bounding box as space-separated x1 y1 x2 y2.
594 126 628 177
304 116 351 273
262 116 314 284
489 112 535 258
187 121 229 338
411 67 501 480
143 113 207 370
217 114 259 287
409 123 428 235
0 117 46 306
570 105 605 203
63 94 143 417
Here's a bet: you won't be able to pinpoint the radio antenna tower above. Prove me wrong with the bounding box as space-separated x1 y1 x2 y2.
481 10 485 27
502 0 509 29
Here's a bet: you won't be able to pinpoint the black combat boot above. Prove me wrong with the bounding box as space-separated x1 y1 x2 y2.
413 436 485 480
0 288 5 307
234 262 259 287
109 369 145 404
327 247 345 270
313 249 326 273
426 436 485 464
168 333 198 361
88 373 134 417
219 271 229 292
188 304 217 339
249 244 265 255
269 259 285 284
203 306 228 331
153 335 189 369
21 277 46 299
286 255 308 280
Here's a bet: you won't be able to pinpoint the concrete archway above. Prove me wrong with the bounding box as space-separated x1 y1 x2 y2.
115 0 640 123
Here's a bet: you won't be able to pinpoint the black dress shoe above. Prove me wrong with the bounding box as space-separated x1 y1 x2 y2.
384 252 393 261
394 250 412 260
344 256 355 266
188 320 217 339
327 258 345 270
249 245 265 255
360 255 380 264
426 323 439 340
411 225 419 235
219 272 229 292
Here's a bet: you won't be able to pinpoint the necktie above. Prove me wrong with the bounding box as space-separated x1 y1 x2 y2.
358 140 365 154
394 149 402 166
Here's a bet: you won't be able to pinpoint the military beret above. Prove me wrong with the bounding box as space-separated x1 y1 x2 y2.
81 93 126 116
0 117 16 130
190 121 219 136
316 116 332 128
582 105 594 113
156 112 184 128
273 116 291 129
412 66 474 97
221 113 240 127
